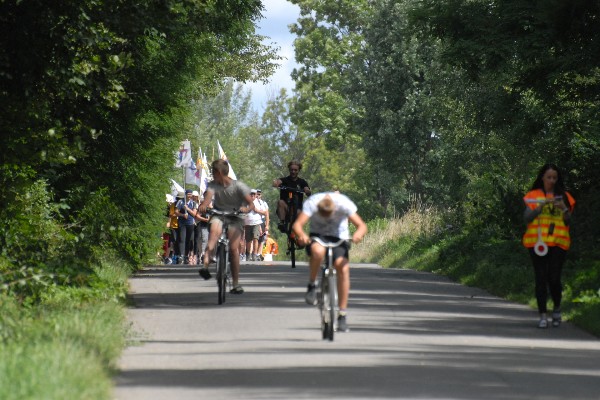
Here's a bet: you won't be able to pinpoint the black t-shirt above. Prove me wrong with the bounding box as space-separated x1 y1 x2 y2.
279 176 310 207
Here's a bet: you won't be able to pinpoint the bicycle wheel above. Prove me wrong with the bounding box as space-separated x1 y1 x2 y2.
328 270 338 338
321 274 334 341
216 244 227 305
289 235 296 268
288 206 296 269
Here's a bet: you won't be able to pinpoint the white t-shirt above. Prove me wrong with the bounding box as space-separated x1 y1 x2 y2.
301 192 358 239
255 198 269 224
244 198 263 225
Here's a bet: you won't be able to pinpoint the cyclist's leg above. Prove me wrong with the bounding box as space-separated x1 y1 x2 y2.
276 199 288 221
227 221 244 286
308 242 325 283
333 256 350 310
203 219 222 267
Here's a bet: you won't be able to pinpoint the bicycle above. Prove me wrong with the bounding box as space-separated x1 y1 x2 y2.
311 236 347 341
206 209 239 305
276 185 306 269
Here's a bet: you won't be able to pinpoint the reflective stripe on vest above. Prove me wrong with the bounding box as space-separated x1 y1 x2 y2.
522 189 573 251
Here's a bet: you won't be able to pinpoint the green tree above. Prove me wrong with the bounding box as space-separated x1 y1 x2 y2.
0 0 281 294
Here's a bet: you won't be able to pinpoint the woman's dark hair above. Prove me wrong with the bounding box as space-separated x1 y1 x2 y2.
531 163 570 207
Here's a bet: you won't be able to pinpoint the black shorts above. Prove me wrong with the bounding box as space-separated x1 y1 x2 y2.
305 234 350 261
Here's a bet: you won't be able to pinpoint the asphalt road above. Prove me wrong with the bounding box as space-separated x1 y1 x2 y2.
114 261 600 400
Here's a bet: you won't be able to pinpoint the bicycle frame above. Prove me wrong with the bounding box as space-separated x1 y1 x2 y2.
278 186 305 268
207 209 238 305
311 236 346 341
215 224 231 305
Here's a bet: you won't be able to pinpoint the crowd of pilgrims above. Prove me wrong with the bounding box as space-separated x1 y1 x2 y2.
162 188 277 265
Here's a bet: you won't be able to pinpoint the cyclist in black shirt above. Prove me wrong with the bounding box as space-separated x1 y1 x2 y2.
272 160 311 232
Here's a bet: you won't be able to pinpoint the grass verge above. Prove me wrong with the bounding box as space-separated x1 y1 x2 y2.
0 252 130 400
352 207 600 337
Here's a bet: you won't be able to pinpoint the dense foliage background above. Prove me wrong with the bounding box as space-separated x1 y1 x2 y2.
284 0 600 329
1 0 598 349
0 0 279 298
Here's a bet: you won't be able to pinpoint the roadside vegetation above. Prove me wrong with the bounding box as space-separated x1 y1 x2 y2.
2 1 599 397
352 205 600 337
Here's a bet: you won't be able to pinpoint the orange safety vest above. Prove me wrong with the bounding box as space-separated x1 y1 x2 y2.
262 237 279 256
169 204 179 230
522 189 575 251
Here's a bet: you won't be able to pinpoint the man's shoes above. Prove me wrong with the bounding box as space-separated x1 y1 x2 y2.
240 254 246 262
230 285 244 294
199 268 212 280
538 318 548 329
305 283 317 305
164 257 172 265
337 315 349 332
277 221 287 233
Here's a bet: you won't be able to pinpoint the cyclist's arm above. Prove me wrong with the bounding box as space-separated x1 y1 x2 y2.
348 212 368 244
198 191 213 213
240 193 256 213
292 211 310 246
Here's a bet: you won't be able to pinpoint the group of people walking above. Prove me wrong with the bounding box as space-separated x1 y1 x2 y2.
163 158 576 332
164 189 209 265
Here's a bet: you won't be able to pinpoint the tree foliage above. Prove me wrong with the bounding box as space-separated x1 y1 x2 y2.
0 0 280 296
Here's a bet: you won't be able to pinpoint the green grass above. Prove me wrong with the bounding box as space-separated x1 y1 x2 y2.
353 210 600 337
0 252 130 400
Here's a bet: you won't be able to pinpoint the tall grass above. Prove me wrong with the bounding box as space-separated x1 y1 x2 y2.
353 204 600 337
0 251 130 400
353 202 441 263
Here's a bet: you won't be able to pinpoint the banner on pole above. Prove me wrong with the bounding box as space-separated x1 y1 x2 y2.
175 139 192 168
217 140 237 180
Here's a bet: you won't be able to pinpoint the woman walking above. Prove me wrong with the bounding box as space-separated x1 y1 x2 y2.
523 164 575 328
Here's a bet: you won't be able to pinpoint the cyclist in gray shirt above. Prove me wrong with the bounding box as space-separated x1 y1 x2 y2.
198 159 255 294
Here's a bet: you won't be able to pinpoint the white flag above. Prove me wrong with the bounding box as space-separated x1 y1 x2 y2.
196 148 208 194
170 179 184 198
185 160 200 187
217 140 237 180
199 164 208 195
175 140 192 168
202 152 210 178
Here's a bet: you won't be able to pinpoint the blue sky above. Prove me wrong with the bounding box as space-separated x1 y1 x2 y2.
243 0 301 113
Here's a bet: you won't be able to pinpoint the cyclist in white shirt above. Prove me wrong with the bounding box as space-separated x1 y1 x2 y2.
292 192 367 332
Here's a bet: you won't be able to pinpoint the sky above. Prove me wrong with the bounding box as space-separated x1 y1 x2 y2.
243 0 301 113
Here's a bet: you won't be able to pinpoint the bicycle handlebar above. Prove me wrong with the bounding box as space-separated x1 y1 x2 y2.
276 185 306 195
310 236 348 248
206 209 242 216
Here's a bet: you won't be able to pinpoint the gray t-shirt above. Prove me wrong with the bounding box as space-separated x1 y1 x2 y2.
207 180 251 214
302 192 358 239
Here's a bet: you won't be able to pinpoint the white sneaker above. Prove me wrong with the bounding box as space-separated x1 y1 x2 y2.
538 318 548 329
240 254 246 262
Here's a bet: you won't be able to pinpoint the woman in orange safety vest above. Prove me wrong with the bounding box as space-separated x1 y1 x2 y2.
523 164 575 329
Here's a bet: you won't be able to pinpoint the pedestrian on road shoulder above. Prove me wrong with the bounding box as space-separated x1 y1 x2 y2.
523 163 575 329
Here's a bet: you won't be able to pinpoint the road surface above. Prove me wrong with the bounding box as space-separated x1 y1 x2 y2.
114 261 600 400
